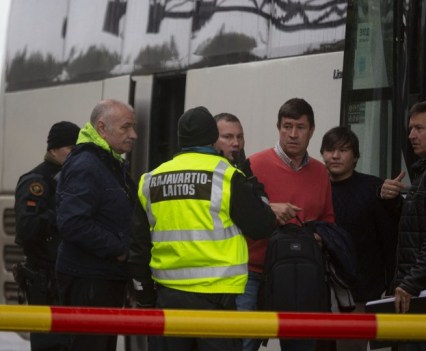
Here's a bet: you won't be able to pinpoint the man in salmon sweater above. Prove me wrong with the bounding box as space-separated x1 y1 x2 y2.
242 98 335 351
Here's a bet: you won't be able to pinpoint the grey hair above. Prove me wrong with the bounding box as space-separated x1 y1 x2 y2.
90 99 134 126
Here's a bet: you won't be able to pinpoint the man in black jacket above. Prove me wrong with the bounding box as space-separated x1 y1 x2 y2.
382 101 426 351
56 99 137 351
14 121 80 351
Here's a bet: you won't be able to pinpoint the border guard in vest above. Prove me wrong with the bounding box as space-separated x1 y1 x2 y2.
129 106 276 351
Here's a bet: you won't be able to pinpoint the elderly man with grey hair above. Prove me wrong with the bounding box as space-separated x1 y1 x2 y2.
56 99 138 351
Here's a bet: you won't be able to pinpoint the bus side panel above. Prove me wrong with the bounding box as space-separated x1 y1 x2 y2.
2 77 131 193
185 51 344 161
0 195 17 304
2 83 102 192
102 75 132 103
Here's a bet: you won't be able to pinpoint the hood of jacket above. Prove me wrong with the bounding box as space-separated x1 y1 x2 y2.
77 122 123 161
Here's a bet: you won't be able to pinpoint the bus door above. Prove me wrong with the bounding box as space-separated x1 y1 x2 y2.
132 73 186 179
341 1 395 179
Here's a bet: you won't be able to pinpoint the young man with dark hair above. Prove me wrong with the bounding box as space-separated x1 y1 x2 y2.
321 126 399 351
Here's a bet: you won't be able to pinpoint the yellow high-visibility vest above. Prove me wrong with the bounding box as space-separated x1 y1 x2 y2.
139 152 248 293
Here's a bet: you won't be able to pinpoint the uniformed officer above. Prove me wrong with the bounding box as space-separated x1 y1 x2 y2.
14 121 80 351
129 106 277 351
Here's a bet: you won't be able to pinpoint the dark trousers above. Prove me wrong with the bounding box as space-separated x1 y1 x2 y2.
149 286 242 351
25 266 68 351
398 342 426 351
279 338 336 351
56 273 126 351
280 338 316 351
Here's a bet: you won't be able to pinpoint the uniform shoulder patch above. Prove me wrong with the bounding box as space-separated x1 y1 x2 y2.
28 182 44 196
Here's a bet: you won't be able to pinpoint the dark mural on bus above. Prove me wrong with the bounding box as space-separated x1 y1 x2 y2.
6 0 347 91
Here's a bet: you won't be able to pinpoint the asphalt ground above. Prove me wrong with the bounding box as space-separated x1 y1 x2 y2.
0 332 29 351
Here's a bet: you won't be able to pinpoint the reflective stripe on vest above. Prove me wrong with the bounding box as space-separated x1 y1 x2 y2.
210 161 226 229
152 263 247 280
142 172 156 227
152 226 240 242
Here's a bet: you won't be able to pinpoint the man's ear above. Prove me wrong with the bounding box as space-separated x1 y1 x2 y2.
308 126 315 139
96 119 107 138
49 148 58 158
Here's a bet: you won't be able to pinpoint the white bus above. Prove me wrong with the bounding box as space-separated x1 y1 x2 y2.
0 0 347 309
2 1 425 349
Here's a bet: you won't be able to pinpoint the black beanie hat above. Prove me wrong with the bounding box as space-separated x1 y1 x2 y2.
178 106 219 147
47 121 80 150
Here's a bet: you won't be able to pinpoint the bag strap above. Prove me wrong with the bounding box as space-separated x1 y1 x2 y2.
295 215 304 226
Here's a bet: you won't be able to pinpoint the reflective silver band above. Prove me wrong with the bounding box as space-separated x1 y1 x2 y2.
142 172 156 227
152 263 247 280
210 161 228 228
152 225 240 242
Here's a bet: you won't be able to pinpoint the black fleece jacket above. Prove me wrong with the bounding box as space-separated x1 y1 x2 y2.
331 171 399 301
397 159 426 296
